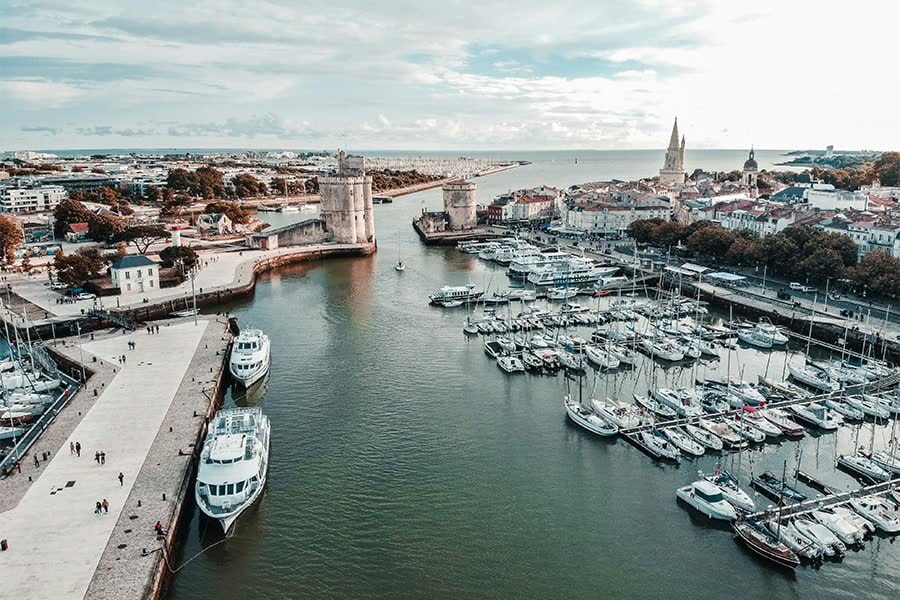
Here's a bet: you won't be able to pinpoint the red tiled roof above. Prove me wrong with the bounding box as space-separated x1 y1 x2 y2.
68 222 89 233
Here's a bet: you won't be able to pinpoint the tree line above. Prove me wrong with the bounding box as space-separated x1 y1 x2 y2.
626 219 900 297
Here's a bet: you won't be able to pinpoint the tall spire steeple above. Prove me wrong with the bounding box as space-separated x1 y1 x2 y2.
668 118 680 150
659 117 686 185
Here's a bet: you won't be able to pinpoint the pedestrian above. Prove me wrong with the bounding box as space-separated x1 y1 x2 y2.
102 499 109 514
95 501 102 515
34 454 40 468
76 441 81 457
95 451 100 464
154 521 165 536
118 472 124 486
70 441 75 455
100 451 106 465
155 325 159 334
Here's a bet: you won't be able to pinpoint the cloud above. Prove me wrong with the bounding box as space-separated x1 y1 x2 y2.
20 126 63 134
74 125 159 136
166 114 324 139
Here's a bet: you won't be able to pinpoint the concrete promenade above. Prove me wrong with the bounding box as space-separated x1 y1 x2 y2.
7 241 372 322
0 318 223 600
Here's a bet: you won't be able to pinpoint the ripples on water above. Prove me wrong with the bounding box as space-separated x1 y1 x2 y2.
171 158 900 600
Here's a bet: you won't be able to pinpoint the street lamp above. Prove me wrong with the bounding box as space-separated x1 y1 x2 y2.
823 277 833 313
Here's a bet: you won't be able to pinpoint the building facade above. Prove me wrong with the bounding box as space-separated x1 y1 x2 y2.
318 150 375 245
0 184 66 213
109 255 159 295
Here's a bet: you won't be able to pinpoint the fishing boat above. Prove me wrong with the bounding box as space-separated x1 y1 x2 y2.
497 355 525 373
661 427 705 456
762 408 805 437
564 395 618 437
633 393 677 419
850 496 900 533
733 519 800 569
705 470 755 512
751 471 807 502
837 451 891 482
789 403 840 430
591 398 642 429
684 424 724 451
788 363 838 393
195 407 270 533
676 480 736 520
229 328 271 388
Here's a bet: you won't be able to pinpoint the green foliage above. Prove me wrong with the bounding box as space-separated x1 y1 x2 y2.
205 201 250 224
159 245 199 270
115 225 169 254
167 166 226 199
872 152 900 187
849 251 900 298
54 247 108 286
232 173 267 198
686 226 737 257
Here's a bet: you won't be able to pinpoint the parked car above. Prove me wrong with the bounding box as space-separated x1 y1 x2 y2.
789 282 803 290
76 292 96 301
801 286 817 293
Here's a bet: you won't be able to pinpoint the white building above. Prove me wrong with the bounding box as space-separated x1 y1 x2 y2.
805 184 868 211
0 185 66 213
564 202 670 235
109 255 159 295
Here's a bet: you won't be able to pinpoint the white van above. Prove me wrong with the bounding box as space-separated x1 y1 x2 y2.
789 282 803 290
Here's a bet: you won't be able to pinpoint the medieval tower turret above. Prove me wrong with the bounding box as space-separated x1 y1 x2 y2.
742 148 759 199
658 118 686 185
442 180 478 230
318 150 375 245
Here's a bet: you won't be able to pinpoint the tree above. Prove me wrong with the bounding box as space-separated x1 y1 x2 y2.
159 245 199 270
232 173 264 198
115 225 169 254
626 218 664 244
54 247 108 287
873 152 900 187
53 198 94 237
205 201 250 224
0 215 23 264
849 251 900 298
652 221 686 248
796 248 846 283
87 214 125 243
686 226 736 258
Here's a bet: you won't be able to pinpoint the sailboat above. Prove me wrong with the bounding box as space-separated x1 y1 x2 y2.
394 237 405 271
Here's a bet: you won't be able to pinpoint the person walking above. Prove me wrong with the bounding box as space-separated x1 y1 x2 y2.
95 501 102 515
95 451 101 464
34 454 40 468
118 472 124 486
70 441 75 455
100 451 106 465
102 499 109 514
75 441 81 457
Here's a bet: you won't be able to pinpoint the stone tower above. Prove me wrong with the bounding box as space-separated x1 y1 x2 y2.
442 180 477 230
659 118 686 184
742 148 759 199
319 150 375 244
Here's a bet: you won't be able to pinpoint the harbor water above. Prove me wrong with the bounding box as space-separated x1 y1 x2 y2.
171 152 900 600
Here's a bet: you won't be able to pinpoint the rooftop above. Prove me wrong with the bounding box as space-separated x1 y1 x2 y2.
110 255 157 270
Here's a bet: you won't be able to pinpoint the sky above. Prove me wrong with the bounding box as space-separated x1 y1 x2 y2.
0 0 896 152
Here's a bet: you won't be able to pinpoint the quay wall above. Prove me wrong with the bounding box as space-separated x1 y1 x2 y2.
411 219 503 246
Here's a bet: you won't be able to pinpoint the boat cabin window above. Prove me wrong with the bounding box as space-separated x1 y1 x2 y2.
226 483 234 494
696 488 724 503
218 484 226 495
236 481 245 493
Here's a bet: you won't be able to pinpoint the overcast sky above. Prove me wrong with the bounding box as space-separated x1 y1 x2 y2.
0 0 894 152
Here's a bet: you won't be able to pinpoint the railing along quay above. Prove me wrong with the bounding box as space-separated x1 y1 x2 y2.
746 477 900 521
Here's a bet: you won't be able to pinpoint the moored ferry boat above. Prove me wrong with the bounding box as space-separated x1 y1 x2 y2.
428 283 483 305
527 259 618 287
229 329 271 387
195 407 270 532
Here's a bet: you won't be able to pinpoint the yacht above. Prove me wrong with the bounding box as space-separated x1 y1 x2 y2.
497 355 525 373
792 518 846 557
788 364 838 392
229 329 271 387
638 430 681 461
507 251 571 280
638 337 684 362
838 451 891 482
493 245 539 265
812 509 865 546
527 259 618 287
789 403 840 430
584 345 620 370
661 427 705 456
822 398 865 421
752 471 807 502
607 343 640 367
592 398 642 429
564 395 618 437
195 407 270 533
850 496 900 533
741 407 782 439
429 283 483 305
754 319 789 345
651 388 703 418
633 393 677 419
684 424 724 452
770 520 825 561
733 519 800 569
676 480 737 520
845 395 890 420
704 470 755 512
762 409 805 437
698 419 747 450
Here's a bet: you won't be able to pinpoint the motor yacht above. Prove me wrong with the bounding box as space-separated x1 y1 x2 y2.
741 407 782 439
705 470 755 512
812 508 865 546
651 388 703 418
229 329 271 387
850 496 900 533
770 520 825 561
838 451 891 482
737 329 774 349
789 403 840 430
698 419 747 450
788 364 838 393
676 480 736 520
497 355 525 373
792 518 846 557
428 283 483 305
195 407 270 533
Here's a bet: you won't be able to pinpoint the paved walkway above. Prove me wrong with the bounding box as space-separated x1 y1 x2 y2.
0 320 209 600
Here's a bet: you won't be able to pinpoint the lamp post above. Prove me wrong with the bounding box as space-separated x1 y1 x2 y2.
75 321 86 382
823 277 832 313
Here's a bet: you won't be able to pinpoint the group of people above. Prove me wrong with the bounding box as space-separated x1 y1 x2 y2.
146 325 160 334
94 499 110 515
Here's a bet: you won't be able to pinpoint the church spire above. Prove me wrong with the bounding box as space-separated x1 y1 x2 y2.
668 118 680 150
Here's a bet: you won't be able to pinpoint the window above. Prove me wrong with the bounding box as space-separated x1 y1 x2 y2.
150 281 154 288
218 485 226 495
137 269 142 277
125 271 130 280
208 484 216 496
236 481 245 492
126 283 131 291
148 268 153 276
226 484 234 494
696 489 724 503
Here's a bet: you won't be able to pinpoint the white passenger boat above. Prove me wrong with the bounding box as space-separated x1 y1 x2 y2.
497 355 525 373
591 398 642 429
546 287 580 301
195 407 270 533
428 283 483 305
229 328 271 387
788 364 838 392
527 259 618 287
789 403 840 430
676 480 736 520
850 496 900 533
564 395 618 437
